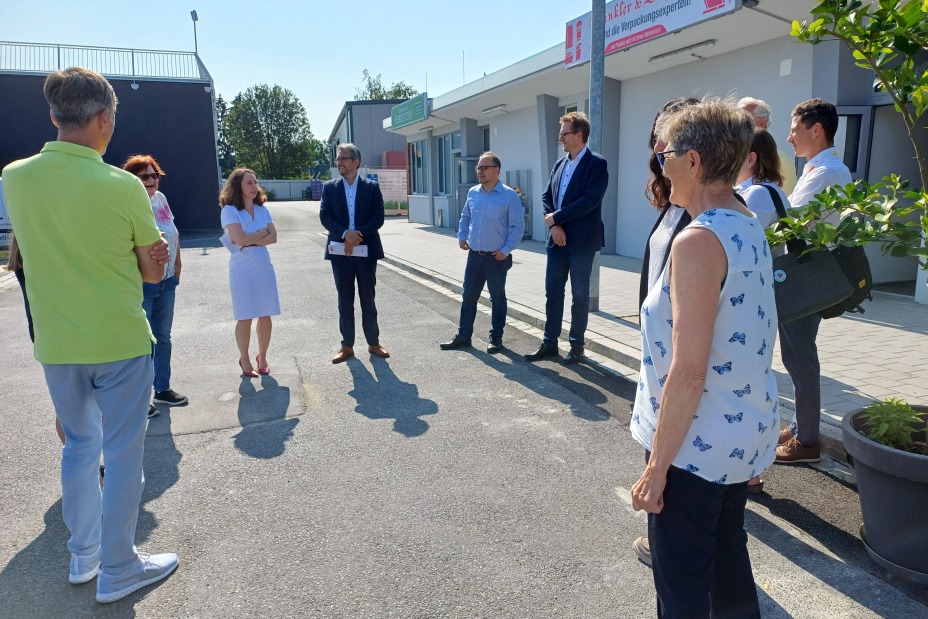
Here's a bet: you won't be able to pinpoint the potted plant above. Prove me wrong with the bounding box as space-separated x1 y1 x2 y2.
777 0 928 582
843 400 928 582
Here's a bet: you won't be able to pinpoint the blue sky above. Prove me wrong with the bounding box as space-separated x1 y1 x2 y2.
1 0 576 139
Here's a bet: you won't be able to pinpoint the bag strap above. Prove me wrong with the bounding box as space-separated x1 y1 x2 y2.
761 183 805 254
762 184 788 219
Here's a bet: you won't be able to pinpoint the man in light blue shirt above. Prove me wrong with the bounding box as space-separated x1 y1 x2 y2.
440 151 525 353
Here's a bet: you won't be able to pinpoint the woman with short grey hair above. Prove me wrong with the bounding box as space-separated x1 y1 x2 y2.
630 98 778 617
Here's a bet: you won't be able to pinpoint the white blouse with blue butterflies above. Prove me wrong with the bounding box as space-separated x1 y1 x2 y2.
630 208 779 485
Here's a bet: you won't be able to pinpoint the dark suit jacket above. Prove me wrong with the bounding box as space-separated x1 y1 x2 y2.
541 149 608 254
319 177 385 260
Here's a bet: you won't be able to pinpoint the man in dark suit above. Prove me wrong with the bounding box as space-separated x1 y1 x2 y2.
320 143 389 363
525 111 608 365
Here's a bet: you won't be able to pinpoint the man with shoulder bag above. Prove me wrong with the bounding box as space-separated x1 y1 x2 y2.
774 99 853 465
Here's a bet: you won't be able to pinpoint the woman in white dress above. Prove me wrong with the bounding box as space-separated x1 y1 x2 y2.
219 168 280 377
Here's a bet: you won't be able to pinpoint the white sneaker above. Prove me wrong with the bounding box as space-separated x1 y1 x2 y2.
69 551 100 584
96 552 178 603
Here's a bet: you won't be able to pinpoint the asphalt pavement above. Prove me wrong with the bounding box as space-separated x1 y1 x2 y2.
0 202 926 618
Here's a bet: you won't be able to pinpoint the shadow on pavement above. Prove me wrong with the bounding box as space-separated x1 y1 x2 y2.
472 347 634 422
137 409 182 544
347 356 438 437
0 501 141 617
233 375 297 459
746 503 928 614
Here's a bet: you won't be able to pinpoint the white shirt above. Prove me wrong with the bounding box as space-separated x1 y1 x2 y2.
557 146 588 209
788 147 852 210
342 176 359 231
736 179 789 230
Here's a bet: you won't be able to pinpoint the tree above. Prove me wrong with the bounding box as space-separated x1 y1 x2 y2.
215 94 236 177
224 84 314 179
770 1 928 267
354 69 419 101
307 138 329 179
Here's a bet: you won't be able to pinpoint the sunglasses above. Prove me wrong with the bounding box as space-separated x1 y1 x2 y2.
137 173 161 181
655 149 682 169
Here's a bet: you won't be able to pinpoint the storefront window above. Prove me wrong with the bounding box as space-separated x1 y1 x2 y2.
408 140 428 194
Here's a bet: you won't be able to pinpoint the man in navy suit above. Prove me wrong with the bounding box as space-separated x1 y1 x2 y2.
320 143 390 363
525 111 608 365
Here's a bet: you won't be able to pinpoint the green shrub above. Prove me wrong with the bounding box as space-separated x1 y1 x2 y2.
858 398 927 453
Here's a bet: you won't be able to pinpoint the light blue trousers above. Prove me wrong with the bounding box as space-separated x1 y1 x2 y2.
42 355 152 572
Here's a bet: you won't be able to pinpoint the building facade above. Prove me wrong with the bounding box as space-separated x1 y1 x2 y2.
385 1 928 303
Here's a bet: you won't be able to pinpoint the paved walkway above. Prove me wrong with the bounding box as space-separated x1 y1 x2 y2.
374 216 928 442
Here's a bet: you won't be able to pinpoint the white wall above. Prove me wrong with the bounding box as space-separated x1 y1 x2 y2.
485 106 544 240
408 195 430 224
615 37 815 258
866 106 922 283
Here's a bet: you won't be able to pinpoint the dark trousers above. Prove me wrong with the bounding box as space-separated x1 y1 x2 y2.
331 256 379 348
543 247 595 350
778 313 822 447
458 250 512 340
14 268 34 343
648 461 760 619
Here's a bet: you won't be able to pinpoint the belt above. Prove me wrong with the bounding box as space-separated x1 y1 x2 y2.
470 249 495 256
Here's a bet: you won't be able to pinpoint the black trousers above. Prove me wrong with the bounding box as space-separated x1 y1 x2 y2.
331 256 379 348
648 460 760 619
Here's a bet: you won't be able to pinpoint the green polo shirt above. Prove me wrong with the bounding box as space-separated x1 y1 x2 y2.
2 141 162 364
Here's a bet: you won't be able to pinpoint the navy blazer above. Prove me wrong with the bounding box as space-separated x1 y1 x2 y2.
319 177 385 260
541 149 608 254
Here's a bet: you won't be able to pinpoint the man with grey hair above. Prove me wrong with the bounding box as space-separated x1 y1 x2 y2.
2 66 178 603
738 96 798 194
321 142 389 363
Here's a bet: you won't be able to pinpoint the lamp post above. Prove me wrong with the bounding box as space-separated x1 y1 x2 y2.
191 10 199 56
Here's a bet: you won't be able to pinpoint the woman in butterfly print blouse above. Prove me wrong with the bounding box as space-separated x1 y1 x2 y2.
629 99 778 618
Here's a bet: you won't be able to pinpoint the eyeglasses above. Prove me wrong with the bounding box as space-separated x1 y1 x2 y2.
335 156 357 162
475 165 498 172
558 130 578 138
137 173 160 181
655 149 682 169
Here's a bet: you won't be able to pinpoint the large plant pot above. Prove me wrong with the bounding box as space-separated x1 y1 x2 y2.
843 405 928 583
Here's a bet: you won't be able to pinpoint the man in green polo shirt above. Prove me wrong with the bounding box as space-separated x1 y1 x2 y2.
2 66 179 603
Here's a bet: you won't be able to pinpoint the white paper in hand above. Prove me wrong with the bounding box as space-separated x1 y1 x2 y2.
328 241 368 257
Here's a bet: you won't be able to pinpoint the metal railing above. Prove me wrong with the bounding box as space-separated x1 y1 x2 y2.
0 41 209 81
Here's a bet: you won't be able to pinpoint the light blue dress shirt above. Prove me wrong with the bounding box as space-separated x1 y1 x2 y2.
458 181 525 255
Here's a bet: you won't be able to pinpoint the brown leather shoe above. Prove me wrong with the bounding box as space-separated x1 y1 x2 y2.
778 427 794 446
368 344 390 358
775 437 821 464
331 346 354 364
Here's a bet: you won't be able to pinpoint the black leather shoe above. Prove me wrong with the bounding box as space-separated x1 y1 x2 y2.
563 348 585 365
487 338 503 354
440 335 472 350
524 342 558 361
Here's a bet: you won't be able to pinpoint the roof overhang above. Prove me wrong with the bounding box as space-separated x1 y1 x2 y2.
385 0 816 136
